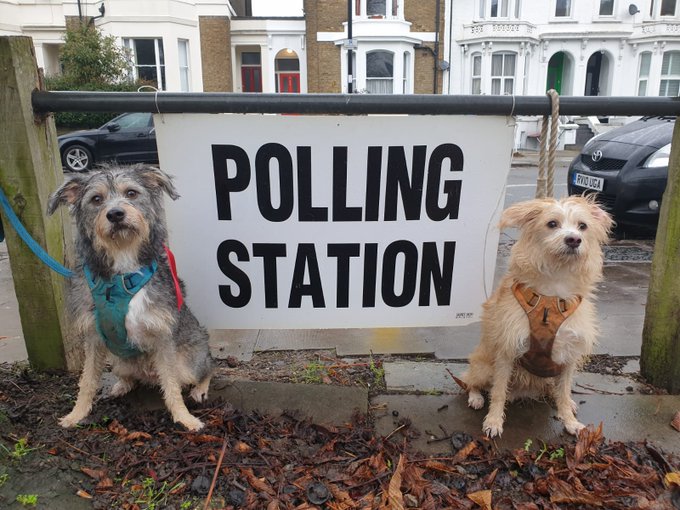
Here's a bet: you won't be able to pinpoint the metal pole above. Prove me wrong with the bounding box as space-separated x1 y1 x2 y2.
32 90 680 116
347 0 353 94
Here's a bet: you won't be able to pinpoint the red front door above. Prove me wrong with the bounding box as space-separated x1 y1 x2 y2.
278 73 300 93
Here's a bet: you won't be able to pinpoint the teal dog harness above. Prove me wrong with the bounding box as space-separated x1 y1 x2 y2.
84 261 158 358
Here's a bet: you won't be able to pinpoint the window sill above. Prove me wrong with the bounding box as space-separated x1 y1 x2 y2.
548 18 578 23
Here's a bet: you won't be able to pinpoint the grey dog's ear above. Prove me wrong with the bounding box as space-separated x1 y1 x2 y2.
47 174 87 215
139 166 180 200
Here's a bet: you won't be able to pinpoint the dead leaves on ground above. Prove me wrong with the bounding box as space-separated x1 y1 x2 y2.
60 411 680 509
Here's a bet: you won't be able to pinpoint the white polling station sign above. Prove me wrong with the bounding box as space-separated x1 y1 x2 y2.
155 114 514 329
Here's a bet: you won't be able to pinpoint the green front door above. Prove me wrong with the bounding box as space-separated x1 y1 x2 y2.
546 52 565 94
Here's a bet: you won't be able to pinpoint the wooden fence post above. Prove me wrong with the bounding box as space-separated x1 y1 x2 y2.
0 36 78 371
641 119 680 394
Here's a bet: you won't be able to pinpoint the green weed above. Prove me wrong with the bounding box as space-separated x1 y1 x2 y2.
133 477 185 510
300 360 327 384
16 494 38 506
0 472 8 487
0 437 37 460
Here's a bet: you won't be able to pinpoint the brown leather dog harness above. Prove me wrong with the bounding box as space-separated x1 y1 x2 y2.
512 282 582 378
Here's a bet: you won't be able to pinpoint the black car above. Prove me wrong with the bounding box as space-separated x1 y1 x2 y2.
567 116 674 230
58 112 158 172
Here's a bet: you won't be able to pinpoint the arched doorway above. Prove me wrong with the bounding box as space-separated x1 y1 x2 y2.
275 49 300 93
585 51 611 96
546 51 574 95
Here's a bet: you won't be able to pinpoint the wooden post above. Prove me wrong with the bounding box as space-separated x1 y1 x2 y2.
0 36 78 371
641 119 680 394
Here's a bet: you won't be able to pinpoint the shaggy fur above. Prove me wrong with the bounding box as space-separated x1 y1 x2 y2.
461 195 613 438
48 165 213 431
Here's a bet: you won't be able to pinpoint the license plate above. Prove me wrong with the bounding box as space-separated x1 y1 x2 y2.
573 173 604 192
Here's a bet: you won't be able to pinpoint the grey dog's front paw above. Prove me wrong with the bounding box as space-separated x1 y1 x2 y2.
59 412 84 428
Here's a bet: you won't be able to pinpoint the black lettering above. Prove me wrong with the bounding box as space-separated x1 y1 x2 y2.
289 244 326 308
253 243 286 308
426 143 463 221
328 244 361 308
382 240 418 307
332 146 362 221
212 145 251 220
419 241 456 306
364 146 382 221
297 146 329 221
362 243 378 307
255 143 294 222
216 239 251 308
384 146 426 221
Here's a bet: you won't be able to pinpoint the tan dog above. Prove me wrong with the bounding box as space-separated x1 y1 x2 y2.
461 195 613 438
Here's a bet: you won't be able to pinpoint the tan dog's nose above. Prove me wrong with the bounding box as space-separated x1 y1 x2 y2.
564 235 581 249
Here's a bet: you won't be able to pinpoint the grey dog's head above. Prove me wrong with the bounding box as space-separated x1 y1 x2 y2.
48 165 179 273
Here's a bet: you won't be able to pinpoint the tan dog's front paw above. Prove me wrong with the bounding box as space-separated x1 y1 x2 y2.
563 420 585 436
176 413 204 431
189 386 208 404
468 391 485 410
482 415 504 438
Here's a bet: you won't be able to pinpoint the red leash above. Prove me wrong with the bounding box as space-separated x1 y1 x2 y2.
163 244 184 312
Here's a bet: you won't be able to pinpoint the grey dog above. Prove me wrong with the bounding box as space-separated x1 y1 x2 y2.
48 165 213 431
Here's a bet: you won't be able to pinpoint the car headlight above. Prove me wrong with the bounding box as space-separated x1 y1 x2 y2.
644 143 671 168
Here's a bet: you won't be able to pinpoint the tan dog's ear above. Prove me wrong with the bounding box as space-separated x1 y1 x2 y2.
589 200 615 233
47 174 88 215
499 199 551 230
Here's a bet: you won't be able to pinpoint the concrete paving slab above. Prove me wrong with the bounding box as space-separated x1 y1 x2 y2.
108 375 368 426
384 361 646 395
255 328 437 356
209 329 258 361
372 392 680 455
384 361 467 392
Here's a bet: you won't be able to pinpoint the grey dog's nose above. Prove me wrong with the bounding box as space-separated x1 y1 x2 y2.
106 207 126 223
565 235 582 249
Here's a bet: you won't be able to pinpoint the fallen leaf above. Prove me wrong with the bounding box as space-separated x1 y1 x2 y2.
664 472 680 488
266 500 280 510
467 489 492 510
235 441 252 453
242 467 276 496
76 489 93 499
81 467 106 480
46 447 58 455
453 441 477 463
385 454 406 510
107 419 128 437
671 411 680 432
188 434 223 444
124 431 151 442
549 478 603 506
96 478 114 490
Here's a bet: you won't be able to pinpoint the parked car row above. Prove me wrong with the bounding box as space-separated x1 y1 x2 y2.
58 112 158 172
567 116 675 231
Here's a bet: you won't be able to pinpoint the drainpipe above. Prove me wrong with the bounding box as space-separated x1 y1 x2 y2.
447 0 453 94
77 0 82 20
347 0 353 93
434 0 441 94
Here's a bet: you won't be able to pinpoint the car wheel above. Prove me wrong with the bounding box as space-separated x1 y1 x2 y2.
62 144 93 172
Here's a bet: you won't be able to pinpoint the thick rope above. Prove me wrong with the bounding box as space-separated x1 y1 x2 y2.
547 89 560 197
536 89 560 198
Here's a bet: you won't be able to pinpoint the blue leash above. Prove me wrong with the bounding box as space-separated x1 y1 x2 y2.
0 185 74 278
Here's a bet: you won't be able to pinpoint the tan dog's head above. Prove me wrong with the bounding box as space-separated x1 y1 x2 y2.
501 196 613 283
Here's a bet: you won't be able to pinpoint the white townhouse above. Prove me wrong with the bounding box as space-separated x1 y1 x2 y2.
444 0 680 147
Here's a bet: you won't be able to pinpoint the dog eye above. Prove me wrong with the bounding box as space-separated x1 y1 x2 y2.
125 190 138 199
91 195 102 205
579 222 588 231
547 220 558 229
